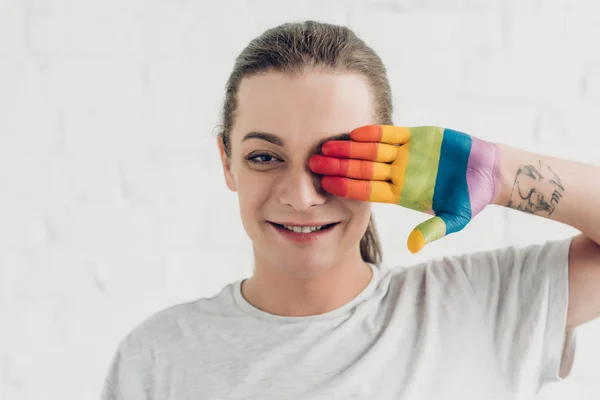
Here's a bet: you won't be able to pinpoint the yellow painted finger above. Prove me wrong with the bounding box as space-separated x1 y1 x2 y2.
351 125 412 145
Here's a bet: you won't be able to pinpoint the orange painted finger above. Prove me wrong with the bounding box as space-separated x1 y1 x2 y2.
321 141 398 162
309 155 392 181
321 177 400 203
351 125 412 145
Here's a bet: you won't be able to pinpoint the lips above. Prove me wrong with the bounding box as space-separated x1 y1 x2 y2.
268 221 341 227
269 221 339 233
267 221 340 244
268 221 339 233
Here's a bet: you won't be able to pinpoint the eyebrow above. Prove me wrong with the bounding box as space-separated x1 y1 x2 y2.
242 131 285 146
242 131 350 153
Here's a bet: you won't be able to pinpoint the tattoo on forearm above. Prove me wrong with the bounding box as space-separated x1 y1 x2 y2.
507 161 565 217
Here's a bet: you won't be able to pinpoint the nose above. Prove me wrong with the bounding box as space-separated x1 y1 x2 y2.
278 164 328 211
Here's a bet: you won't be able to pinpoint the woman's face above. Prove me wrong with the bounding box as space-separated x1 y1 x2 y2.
219 71 375 276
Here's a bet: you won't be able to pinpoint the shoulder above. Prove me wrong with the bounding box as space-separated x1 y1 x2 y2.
393 237 571 274
376 251 472 287
376 239 567 289
377 238 573 301
117 283 238 356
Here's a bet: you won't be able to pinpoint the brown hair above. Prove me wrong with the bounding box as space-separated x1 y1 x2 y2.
218 21 392 265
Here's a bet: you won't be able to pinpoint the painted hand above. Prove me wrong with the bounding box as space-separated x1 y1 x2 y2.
309 125 501 254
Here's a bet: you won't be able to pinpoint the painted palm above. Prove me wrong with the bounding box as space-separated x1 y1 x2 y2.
309 125 501 254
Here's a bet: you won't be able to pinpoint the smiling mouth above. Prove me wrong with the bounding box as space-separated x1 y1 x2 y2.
268 221 340 233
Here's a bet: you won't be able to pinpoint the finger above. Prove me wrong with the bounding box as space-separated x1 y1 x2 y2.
350 125 412 145
321 176 400 203
321 141 399 162
406 212 468 253
407 216 447 254
309 155 392 181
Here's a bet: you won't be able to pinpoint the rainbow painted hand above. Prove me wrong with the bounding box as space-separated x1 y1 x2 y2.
309 125 501 254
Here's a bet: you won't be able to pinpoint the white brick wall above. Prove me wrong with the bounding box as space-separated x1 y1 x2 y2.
1 0 599 398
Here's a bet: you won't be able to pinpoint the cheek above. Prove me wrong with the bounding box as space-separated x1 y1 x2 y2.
356 204 372 229
341 199 372 227
235 170 273 213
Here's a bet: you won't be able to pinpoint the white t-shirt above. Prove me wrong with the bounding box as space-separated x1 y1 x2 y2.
101 238 576 400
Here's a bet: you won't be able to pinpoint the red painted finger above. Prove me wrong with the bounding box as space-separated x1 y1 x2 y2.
321 176 399 203
309 155 391 181
321 176 370 200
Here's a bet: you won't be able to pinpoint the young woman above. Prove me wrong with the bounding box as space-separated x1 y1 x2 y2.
101 21 600 399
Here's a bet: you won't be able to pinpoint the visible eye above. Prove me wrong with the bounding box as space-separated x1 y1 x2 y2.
245 152 283 167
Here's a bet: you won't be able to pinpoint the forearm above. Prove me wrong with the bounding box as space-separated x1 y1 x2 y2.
492 143 600 245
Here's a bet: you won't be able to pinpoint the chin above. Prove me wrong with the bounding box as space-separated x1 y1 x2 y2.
274 255 335 278
257 244 338 277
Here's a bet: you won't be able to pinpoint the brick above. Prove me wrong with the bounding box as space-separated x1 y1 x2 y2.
0 152 50 251
582 62 600 101
500 9 568 59
563 1 600 57
0 0 18 9
136 3 191 64
22 0 145 14
535 103 600 164
0 4 27 61
530 106 598 163
394 100 539 147
183 0 256 57
199 173 250 250
460 2 593 104
532 107 567 143
118 154 212 206
347 9 503 102
461 50 581 104
61 107 221 198
26 10 140 59
142 61 225 158
40 203 190 274
46 156 124 205
352 0 500 12
0 62 60 160
247 0 348 29
42 58 145 110
61 109 151 158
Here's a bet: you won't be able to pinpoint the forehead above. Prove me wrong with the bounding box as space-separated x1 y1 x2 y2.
232 71 375 145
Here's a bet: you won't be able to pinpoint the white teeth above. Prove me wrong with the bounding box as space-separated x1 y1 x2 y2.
283 225 323 233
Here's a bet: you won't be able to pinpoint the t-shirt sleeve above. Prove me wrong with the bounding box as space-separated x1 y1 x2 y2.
457 237 577 393
100 333 155 400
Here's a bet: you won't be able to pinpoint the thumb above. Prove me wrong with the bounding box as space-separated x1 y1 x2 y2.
407 213 468 254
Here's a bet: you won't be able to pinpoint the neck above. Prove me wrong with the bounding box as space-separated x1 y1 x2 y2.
241 249 373 317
